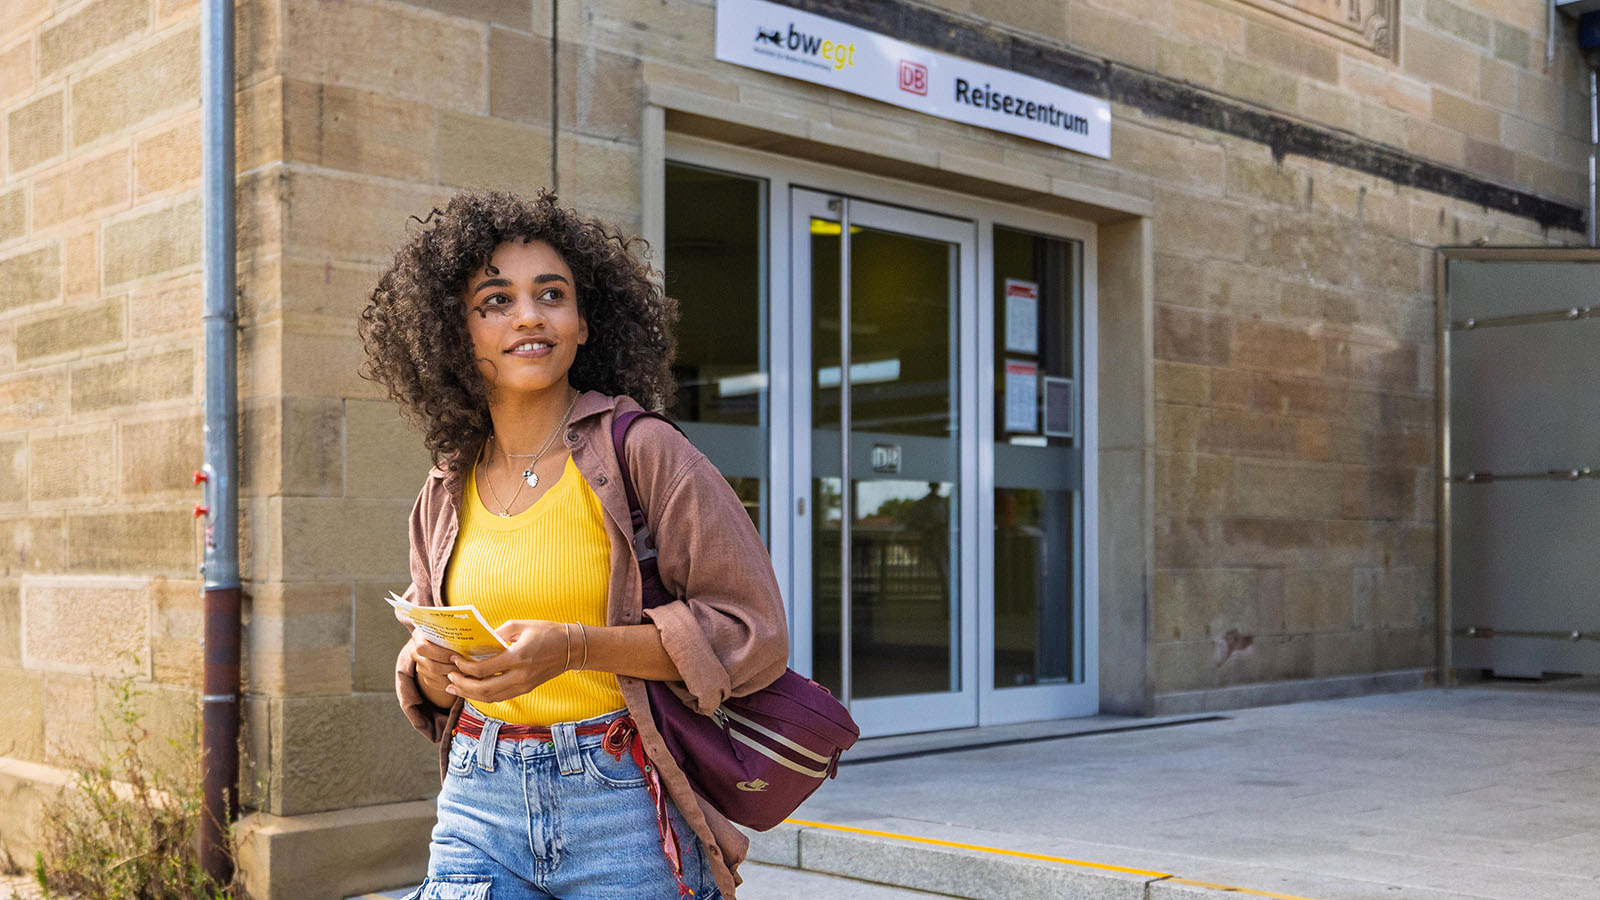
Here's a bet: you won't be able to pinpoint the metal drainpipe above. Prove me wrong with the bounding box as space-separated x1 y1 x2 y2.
199 0 240 884
551 0 559 191
1589 67 1596 247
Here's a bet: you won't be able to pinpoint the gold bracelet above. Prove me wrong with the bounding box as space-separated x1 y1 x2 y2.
577 623 590 672
563 622 573 672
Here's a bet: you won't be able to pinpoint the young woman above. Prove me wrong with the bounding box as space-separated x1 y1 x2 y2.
360 190 789 900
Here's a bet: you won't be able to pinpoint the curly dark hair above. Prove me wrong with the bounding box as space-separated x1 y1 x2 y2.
359 190 678 470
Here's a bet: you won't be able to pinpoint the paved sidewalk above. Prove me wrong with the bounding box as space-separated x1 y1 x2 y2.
745 683 1600 899
342 683 1599 899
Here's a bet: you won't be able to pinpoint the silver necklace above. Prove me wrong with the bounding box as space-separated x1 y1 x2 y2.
484 391 580 516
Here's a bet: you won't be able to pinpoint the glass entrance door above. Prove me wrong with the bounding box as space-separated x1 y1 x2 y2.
790 188 979 737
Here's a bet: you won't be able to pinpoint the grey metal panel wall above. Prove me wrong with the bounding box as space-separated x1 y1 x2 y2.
1450 260 1600 320
1450 320 1600 476
1445 254 1600 678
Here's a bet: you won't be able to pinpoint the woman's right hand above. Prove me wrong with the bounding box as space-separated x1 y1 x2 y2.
408 631 463 709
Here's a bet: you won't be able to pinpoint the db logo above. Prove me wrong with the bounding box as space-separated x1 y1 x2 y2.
899 60 928 96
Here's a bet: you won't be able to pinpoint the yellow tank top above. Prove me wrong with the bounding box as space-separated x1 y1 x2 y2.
445 455 623 726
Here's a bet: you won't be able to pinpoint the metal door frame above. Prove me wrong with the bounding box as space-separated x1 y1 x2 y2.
667 134 1100 733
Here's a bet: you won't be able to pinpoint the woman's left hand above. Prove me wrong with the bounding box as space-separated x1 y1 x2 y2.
445 619 571 703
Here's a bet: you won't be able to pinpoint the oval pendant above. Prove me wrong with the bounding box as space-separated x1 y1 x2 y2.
524 471 539 489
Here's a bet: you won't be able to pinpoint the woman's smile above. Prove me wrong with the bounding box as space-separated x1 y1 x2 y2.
505 339 554 357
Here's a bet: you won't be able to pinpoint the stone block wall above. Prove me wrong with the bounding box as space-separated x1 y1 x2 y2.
871 0 1583 699
1057 0 1583 697
1048 0 1585 205
1 0 222 803
625 0 1582 700
0 0 666 856
0 0 303 847
233 0 664 823
247 0 549 820
1147 142 1455 695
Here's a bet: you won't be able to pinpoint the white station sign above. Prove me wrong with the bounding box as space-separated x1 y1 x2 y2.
714 0 1111 159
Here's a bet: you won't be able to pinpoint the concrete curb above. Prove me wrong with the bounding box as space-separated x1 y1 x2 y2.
743 821 1315 900
1150 669 1435 716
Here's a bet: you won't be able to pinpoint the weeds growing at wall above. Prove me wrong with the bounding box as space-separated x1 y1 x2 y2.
26 669 234 900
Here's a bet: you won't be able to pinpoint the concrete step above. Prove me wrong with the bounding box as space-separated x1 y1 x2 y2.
744 820 1155 900
739 862 962 898
743 818 1503 900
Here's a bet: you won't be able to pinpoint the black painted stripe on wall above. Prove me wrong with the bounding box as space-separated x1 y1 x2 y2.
768 0 1585 232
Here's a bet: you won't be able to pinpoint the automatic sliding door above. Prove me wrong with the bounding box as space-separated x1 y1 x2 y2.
793 188 978 737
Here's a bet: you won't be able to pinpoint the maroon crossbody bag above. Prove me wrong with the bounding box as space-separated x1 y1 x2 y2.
612 409 859 831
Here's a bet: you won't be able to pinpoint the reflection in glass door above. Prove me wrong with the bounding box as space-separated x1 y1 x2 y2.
792 188 978 737
664 163 769 534
990 227 1082 686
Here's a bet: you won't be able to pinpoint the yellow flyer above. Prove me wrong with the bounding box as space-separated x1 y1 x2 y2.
387 592 508 660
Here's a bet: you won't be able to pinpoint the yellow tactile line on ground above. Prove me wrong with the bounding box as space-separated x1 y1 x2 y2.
783 818 1171 877
782 819 1326 900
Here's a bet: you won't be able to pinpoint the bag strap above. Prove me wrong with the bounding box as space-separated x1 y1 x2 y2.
610 408 684 563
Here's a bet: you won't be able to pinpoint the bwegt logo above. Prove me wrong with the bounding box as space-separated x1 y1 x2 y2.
754 22 856 70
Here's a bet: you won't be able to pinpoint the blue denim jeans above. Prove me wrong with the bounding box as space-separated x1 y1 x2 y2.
406 708 719 900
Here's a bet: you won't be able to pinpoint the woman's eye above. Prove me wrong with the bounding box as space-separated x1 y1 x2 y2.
538 288 564 303
473 295 510 317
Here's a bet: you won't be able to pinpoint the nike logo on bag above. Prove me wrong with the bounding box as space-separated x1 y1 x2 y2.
736 779 769 792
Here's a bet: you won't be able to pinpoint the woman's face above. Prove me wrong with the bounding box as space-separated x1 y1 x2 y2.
462 239 588 399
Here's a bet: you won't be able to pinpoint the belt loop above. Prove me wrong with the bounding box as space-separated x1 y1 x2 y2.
476 714 502 772
552 721 583 776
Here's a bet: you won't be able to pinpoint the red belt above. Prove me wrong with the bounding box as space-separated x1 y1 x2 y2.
454 710 617 742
